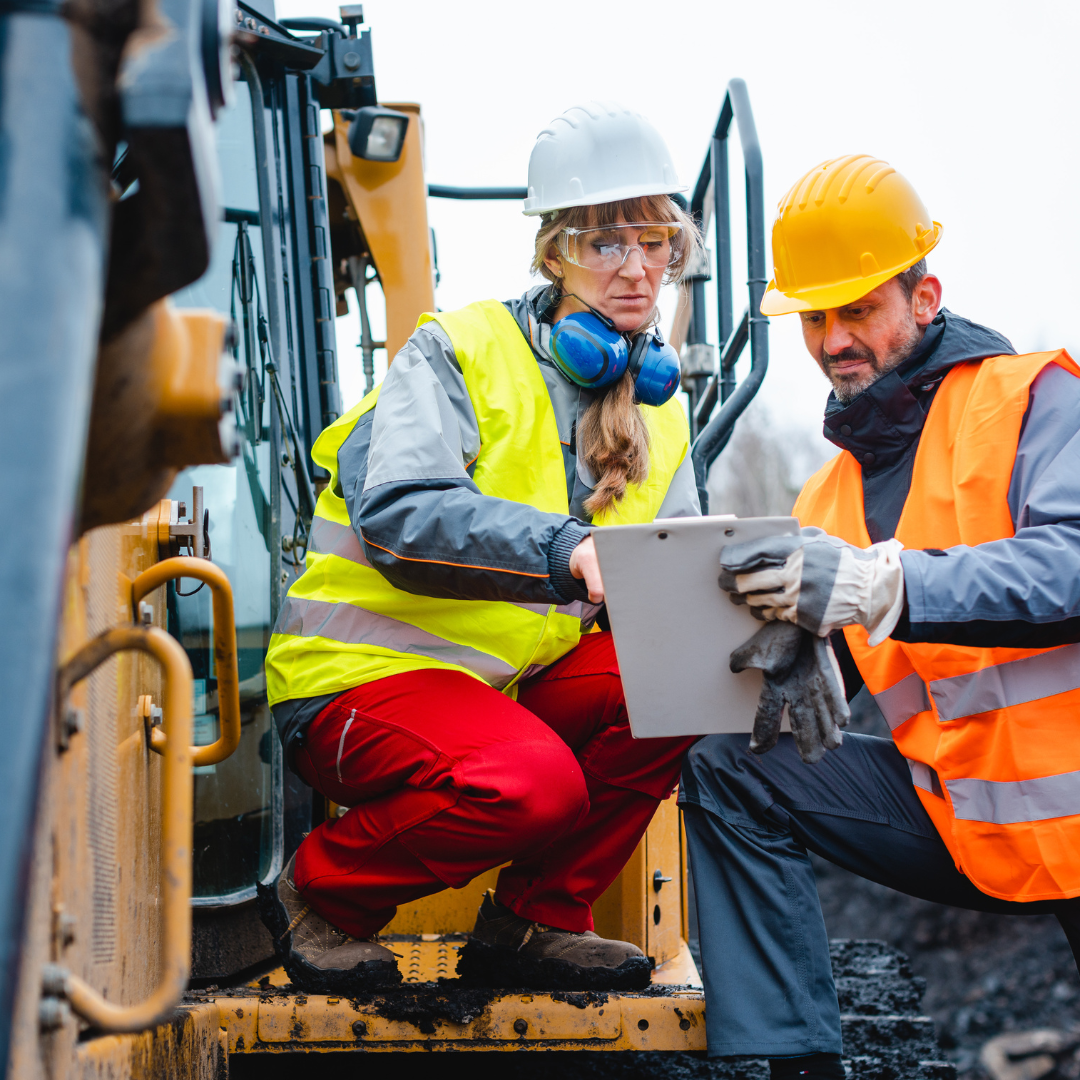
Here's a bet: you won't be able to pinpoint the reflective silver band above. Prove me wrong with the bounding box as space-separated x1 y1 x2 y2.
929 642 1080 723
273 595 518 688
873 672 930 731
309 517 370 567
513 598 603 623
308 519 594 627
945 770 1080 824
906 759 942 798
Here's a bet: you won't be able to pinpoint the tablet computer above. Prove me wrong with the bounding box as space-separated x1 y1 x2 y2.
593 515 799 738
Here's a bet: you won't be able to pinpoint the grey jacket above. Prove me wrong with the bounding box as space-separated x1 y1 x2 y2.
274 287 700 750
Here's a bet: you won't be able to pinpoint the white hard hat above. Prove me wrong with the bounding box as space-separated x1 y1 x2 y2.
523 101 687 217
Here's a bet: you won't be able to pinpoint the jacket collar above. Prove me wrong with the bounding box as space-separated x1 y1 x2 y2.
822 309 1015 471
506 285 559 362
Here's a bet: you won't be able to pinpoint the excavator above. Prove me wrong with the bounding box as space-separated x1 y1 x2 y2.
1 1 911 1076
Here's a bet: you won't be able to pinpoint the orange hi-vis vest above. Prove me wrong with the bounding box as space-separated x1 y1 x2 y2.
794 350 1080 902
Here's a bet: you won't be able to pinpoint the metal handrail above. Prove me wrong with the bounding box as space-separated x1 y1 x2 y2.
693 308 749 433
45 626 192 1032
132 557 241 768
687 78 769 513
427 184 526 200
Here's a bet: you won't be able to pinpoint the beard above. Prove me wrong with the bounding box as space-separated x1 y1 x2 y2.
818 317 924 404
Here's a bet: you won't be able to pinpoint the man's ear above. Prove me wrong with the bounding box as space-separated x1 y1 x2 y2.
912 274 943 326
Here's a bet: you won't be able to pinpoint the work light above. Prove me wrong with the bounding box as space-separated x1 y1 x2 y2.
347 106 409 162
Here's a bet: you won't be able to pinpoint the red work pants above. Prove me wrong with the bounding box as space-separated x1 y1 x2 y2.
292 632 695 940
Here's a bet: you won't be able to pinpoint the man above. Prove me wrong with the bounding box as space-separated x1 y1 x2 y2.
681 154 1080 1078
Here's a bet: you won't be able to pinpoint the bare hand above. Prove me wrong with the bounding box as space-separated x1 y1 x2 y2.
568 535 604 603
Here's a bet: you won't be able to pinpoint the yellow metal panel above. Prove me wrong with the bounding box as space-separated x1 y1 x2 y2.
74 1002 223 1079
618 994 705 1051
219 989 705 1053
645 795 683 966
223 999 258 1056
331 104 435 361
680 803 691 941
382 866 502 935
593 826 648 952
651 939 703 988
256 993 622 1044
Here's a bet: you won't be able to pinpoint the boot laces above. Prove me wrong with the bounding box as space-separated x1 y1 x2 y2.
516 921 555 952
280 904 311 943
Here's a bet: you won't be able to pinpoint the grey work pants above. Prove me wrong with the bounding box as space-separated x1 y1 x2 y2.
679 733 1080 1059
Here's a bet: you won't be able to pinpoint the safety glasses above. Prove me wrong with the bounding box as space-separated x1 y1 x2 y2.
557 222 685 272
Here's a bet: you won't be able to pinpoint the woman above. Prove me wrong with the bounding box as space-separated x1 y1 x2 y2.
261 103 703 993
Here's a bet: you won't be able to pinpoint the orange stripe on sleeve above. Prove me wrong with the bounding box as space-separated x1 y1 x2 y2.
361 535 551 579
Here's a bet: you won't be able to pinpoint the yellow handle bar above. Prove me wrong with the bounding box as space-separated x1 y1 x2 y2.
132 556 241 767
50 626 192 1032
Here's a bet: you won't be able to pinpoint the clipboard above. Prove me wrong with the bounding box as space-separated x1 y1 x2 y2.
592 515 799 738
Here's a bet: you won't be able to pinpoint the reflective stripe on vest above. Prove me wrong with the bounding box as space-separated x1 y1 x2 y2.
794 349 1080 902
873 671 930 730
930 642 1080 723
265 299 689 707
900 756 1080 825
309 516 370 566
308 507 600 626
274 594 520 687
873 642 1080 729
946 772 1080 825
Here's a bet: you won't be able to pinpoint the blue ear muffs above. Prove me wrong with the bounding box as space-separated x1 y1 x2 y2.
549 305 681 406
548 311 629 388
628 333 682 407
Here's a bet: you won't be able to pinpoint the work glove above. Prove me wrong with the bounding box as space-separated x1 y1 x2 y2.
730 621 850 765
719 528 906 647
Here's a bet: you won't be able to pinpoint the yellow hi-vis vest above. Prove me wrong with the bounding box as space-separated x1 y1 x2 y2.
265 299 690 707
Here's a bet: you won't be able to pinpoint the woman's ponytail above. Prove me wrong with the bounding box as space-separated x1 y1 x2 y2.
578 371 650 518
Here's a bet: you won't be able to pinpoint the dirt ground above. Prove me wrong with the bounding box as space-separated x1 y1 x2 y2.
813 856 1080 1080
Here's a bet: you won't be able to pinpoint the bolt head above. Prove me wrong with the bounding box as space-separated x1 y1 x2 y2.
39 996 70 1031
343 50 361 70
58 912 76 947
41 964 69 997
64 707 84 736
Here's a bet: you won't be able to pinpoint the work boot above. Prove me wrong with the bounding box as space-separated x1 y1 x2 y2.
457 890 653 990
256 854 402 993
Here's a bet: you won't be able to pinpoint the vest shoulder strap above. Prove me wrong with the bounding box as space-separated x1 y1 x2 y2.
792 449 869 543
422 300 568 514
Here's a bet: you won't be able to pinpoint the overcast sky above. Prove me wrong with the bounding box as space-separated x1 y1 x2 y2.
276 0 1080 478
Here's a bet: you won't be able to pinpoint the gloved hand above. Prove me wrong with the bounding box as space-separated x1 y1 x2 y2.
730 621 850 765
719 528 906 647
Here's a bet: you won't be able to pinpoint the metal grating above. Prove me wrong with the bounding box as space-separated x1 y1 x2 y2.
85 529 120 967
384 936 464 982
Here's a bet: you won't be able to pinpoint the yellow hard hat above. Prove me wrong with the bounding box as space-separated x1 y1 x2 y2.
761 154 942 316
